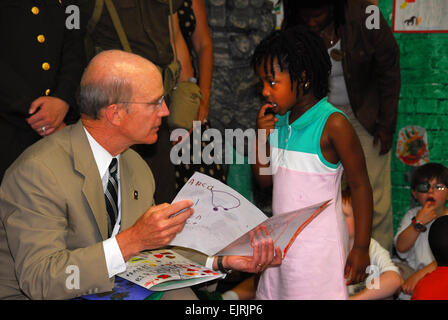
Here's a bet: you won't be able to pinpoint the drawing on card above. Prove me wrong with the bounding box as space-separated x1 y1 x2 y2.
210 189 241 211
169 172 269 256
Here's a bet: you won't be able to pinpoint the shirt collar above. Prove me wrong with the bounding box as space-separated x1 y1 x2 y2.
83 126 120 179
275 97 328 130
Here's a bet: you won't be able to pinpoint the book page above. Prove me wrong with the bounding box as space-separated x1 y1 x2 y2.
118 249 224 291
217 200 331 257
169 172 268 256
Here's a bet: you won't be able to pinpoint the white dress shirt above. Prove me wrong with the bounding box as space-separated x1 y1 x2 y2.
84 127 127 278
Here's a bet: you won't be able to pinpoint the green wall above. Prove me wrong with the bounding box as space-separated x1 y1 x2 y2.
379 1 448 233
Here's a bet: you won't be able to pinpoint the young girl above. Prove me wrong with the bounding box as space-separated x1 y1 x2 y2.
252 25 373 299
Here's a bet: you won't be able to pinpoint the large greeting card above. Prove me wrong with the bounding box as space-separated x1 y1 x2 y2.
170 172 330 258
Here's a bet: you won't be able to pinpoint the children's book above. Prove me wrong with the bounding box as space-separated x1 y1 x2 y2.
169 172 330 258
117 249 225 291
79 276 159 300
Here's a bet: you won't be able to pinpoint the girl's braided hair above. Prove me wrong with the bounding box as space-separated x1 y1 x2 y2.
251 25 331 99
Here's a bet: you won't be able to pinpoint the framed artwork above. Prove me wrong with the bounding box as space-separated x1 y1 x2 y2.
393 0 448 33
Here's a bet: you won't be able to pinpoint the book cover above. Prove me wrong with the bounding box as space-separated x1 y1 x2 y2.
79 276 156 300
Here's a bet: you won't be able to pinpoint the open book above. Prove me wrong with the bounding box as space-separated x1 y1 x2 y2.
117 249 225 292
169 172 330 258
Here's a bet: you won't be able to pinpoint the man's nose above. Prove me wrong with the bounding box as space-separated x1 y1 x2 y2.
159 100 169 117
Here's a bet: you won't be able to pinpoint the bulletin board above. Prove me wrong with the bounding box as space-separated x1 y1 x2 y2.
393 0 448 33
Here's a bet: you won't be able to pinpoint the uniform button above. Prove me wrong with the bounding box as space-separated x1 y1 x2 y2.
45 89 51 96
31 6 39 15
42 62 50 71
37 34 45 43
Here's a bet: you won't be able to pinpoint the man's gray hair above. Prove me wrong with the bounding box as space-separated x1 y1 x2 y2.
77 76 133 119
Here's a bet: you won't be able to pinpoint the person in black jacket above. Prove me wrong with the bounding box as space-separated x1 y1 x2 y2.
0 0 85 182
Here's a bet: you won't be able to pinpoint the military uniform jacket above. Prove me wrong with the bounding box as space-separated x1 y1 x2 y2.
85 0 183 69
0 0 85 181
0 0 85 127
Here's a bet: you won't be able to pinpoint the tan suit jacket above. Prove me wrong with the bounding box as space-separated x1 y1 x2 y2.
0 120 203 300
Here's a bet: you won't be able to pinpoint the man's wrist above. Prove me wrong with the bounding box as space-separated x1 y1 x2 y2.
115 227 143 262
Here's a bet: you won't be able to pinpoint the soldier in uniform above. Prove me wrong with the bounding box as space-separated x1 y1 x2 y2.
205 0 276 212
205 0 276 137
0 0 85 182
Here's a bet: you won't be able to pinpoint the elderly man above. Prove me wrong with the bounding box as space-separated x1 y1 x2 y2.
0 50 280 300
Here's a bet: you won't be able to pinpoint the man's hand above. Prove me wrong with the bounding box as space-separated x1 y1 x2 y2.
27 96 69 136
117 200 194 261
344 246 370 285
221 238 282 274
373 129 393 155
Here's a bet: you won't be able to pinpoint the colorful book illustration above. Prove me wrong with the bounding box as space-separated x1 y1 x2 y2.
79 276 157 300
170 172 330 258
118 249 225 291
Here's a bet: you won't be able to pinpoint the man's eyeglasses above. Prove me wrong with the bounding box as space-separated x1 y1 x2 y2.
118 95 165 111
415 182 447 193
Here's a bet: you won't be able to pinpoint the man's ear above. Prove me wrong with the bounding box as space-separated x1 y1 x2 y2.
104 104 123 126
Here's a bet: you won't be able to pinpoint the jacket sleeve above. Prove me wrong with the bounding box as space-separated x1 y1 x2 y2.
367 4 401 135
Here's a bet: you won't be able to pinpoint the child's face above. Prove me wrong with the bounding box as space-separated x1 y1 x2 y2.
256 58 298 116
342 200 355 240
411 178 448 213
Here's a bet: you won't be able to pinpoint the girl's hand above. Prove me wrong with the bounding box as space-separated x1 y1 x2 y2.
344 246 370 285
256 104 277 143
223 239 282 274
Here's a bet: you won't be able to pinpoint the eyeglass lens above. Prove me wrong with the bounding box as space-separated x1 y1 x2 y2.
416 182 446 193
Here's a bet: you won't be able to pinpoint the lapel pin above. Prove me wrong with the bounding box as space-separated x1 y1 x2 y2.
133 190 138 200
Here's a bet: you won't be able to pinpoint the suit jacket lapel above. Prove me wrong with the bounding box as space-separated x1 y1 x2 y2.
119 151 139 231
71 121 109 240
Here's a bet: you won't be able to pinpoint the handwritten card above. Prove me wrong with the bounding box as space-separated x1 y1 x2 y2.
169 172 330 257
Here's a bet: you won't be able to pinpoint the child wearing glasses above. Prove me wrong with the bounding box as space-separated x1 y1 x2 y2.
394 162 448 299
251 25 373 299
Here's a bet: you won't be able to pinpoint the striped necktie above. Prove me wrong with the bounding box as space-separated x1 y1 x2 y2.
105 158 118 237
